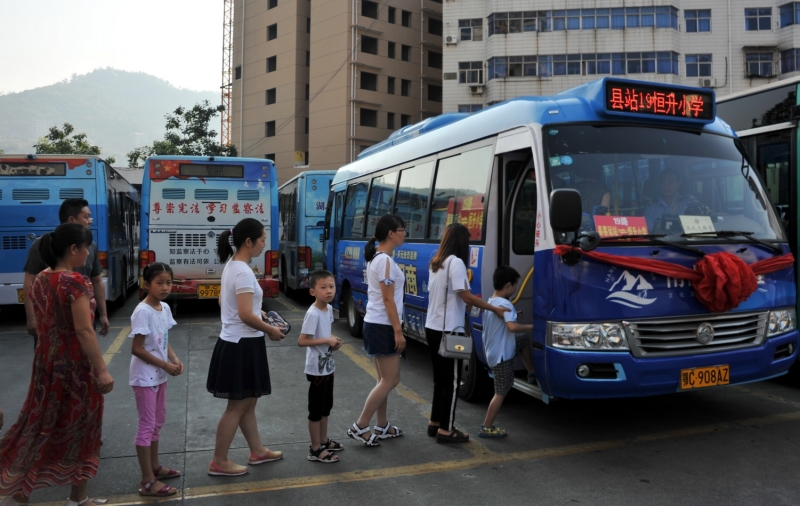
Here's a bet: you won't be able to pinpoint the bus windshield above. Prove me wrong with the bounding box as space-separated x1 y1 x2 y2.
544 124 785 243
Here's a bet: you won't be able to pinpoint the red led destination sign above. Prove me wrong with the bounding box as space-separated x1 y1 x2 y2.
604 81 714 121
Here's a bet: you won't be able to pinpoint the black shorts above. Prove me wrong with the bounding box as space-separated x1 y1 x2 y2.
363 321 400 357
307 373 334 421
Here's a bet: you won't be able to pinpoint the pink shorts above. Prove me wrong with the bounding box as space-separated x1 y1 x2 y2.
133 383 167 447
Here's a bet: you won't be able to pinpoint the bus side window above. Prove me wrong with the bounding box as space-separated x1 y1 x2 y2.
395 162 434 239
343 182 368 238
513 169 537 254
365 172 398 237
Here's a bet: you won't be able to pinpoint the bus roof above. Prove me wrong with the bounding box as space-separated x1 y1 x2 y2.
278 169 337 190
716 75 800 103
333 77 728 186
145 155 273 164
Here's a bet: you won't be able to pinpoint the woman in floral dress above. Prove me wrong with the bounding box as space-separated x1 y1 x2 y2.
0 223 114 506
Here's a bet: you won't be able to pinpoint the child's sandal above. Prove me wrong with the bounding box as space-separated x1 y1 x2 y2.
139 478 178 497
322 438 344 451
153 465 181 479
479 425 508 438
374 421 403 439
347 422 381 447
308 445 339 463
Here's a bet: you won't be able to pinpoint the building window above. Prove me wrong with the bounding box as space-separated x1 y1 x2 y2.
305 152 309 165
305 117 309 134
361 71 378 91
488 12 536 36
552 10 580 30
458 61 483 83
686 54 712 77
267 23 277 40
266 153 275 161
487 56 537 79
360 108 378 127
657 51 679 74
306 83 310 100
428 51 442 69
387 112 395 129
235 65 242 79
401 79 411 96
362 0 378 19
780 3 800 27
781 48 800 72
306 50 310 66
428 18 443 36
388 41 396 58
458 104 483 113
428 84 442 102
268 0 277 8
307 17 311 33
685 10 711 32
745 8 772 30
389 7 396 23
401 114 411 127
581 9 609 29
266 88 276 105
626 52 656 74
267 56 276 72
361 36 378 55
387 76 395 94
459 19 483 40
583 53 611 74
402 10 411 27
401 45 411 61
553 54 582 75
746 52 774 76
265 121 276 137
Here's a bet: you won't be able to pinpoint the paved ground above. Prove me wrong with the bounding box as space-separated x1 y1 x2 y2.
1 293 800 505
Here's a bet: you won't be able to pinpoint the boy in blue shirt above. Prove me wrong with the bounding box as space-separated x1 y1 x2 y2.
479 266 534 438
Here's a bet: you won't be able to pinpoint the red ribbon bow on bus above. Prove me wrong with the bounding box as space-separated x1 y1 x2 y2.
554 246 795 313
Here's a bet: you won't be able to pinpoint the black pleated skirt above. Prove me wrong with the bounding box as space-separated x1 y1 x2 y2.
206 336 272 400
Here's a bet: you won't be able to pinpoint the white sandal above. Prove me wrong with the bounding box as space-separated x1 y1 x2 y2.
346 422 381 447
65 498 108 506
374 421 403 439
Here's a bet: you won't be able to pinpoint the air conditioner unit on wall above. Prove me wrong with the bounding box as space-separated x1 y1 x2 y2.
445 35 458 45
699 78 716 88
470 85 485 95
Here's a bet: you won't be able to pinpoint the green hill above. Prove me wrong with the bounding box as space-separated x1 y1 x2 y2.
0 68 219 164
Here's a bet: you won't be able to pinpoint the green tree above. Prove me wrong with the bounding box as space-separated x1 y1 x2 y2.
33 123 116 165
127 101 237 167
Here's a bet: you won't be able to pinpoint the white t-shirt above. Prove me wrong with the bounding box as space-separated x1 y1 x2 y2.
220 260 263 343
364 252 405 326
128 301 177 387
482 297 518 368
425 256 470 332
300 304 335 376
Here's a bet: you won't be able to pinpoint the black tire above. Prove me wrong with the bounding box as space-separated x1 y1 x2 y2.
458 349 493 402
345 288 363 338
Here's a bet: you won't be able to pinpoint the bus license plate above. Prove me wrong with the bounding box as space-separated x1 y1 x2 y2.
679 365 730 390
17 289 24 304
198 285 221 299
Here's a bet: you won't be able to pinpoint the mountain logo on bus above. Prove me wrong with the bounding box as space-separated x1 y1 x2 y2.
607 270 656 308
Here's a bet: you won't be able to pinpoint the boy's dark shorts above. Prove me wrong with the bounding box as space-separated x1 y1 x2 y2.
490 334 530 396
307 373 334 421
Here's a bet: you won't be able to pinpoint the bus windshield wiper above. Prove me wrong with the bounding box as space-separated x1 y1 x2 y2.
681 230 782 254
600 233 705 257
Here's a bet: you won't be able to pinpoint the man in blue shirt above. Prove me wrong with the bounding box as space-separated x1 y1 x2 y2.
644 168 697 231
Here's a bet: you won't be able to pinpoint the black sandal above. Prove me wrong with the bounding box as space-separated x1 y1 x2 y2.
308 446 339 463
436 428 469 444
322 438 344 452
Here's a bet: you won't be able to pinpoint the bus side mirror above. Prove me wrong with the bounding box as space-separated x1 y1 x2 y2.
549 189 583 232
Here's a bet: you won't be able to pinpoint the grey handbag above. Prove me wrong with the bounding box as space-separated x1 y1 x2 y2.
437 258 473 360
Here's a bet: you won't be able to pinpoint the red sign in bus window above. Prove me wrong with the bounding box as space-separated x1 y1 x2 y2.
604 81 714 121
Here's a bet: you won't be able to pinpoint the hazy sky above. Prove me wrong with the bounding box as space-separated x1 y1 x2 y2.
1 0 222 94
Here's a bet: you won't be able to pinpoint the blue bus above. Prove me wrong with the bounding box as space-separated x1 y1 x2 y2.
324 77 798 403
139 156 280 302
0 154 140 305
278 170 336 293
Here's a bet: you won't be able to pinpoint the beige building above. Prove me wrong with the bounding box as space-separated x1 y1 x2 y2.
231 0 443 183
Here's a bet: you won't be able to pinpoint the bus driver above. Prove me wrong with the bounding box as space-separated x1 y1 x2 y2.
644 168 698 231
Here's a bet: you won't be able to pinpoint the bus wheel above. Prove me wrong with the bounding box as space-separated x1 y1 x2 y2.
458 349 492 402
345 289 363 338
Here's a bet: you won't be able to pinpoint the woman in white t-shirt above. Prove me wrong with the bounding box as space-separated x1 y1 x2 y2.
347 214 406 447
206 218 287 477
424 223 508 444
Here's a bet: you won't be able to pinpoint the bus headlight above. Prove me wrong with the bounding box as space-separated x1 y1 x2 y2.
549 323 629 351
767 308 796 337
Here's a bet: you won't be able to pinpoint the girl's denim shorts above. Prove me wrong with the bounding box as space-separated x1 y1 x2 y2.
363 322 400 357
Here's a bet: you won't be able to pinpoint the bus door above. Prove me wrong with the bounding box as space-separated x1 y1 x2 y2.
499 149 536 326
324 189 345 295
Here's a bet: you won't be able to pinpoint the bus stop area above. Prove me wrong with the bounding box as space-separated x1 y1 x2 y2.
2 294 800 506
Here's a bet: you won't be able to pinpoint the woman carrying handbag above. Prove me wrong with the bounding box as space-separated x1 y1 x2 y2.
424 223 508 444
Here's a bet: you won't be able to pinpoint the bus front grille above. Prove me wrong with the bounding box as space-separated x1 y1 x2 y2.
2 236 26 249
169 233 207 248
624 311 767 358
